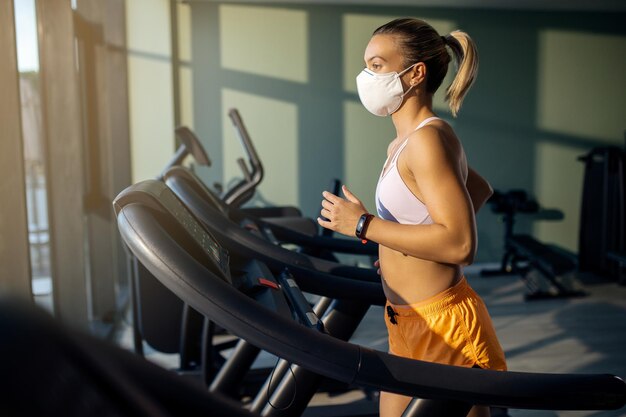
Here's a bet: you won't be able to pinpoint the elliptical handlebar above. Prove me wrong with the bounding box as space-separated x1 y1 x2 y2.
236 157 253 182
228 108 262 173
223 108 264 207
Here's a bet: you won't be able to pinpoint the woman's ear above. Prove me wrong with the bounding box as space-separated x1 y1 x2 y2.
410 62 427 87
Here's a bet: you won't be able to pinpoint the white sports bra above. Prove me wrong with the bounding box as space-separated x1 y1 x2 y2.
375 117 441 225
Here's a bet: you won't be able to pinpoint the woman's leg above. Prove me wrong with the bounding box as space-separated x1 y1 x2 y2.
379 391 412 417
380 392 485 417
468 405 490 417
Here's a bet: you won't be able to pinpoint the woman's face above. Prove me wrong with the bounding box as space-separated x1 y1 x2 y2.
364 34 405 74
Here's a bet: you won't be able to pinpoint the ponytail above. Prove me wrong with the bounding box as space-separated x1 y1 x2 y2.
443 30 479 117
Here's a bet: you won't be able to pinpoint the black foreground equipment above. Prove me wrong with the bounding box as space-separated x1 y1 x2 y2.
0 297 256 417
113 180 626 416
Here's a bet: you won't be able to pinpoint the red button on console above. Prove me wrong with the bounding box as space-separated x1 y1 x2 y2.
258 278 279 290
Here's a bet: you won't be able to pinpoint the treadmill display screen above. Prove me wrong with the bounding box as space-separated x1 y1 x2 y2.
160 189 231 281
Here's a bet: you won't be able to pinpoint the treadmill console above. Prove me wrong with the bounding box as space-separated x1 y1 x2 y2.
115 180 231 283
159 188 231 281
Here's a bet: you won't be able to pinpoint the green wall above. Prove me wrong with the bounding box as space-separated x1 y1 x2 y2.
126 0 175 182
187 2 626 262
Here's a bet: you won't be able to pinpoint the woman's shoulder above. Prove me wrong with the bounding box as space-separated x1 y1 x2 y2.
406 121 460 154
400 122 464 173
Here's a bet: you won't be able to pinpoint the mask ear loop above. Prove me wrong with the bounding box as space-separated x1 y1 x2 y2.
398 63 420 98
398 62 419 76
388 63 419 115
400 83 416 98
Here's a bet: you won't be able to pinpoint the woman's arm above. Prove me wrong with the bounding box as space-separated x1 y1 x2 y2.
319 127 477 265
466 166 493 214
368 167 491 274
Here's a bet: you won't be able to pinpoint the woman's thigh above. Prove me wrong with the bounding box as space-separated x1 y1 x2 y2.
379 391 412 417
379 392 490 417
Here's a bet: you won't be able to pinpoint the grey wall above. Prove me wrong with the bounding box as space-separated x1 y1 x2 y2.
188 2 626 262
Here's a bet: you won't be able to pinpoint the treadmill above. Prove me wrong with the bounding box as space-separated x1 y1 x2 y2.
113 179 626 417
117 178 383 415
126 121 375 383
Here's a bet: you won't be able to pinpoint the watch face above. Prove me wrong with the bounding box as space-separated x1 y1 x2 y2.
356 213 368 238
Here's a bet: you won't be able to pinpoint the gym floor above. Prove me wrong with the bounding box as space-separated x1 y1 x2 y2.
463 266 626 417
116 263 626 417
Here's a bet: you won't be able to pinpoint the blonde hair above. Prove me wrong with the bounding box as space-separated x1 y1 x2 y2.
373 18 479 117
443 31 479 117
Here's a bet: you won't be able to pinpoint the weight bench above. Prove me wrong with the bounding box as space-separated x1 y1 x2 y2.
507 234 587 300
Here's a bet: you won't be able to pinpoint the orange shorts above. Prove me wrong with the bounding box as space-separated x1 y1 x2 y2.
385 277 507 370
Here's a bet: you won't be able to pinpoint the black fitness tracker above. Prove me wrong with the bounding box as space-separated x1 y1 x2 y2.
355 213 374 243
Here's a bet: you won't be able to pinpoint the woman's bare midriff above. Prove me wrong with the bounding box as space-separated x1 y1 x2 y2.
379 244 462 305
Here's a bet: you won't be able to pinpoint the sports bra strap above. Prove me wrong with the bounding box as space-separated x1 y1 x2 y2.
390 117 441 164
416 116 441 130
390 140 411 165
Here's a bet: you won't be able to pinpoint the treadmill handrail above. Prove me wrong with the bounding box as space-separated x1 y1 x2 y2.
114 186 626 411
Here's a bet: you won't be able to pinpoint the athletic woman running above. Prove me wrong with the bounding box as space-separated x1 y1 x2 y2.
318 18 506 417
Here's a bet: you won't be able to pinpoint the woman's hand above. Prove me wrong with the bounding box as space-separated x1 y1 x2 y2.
374 259 381 276
317 185 368 237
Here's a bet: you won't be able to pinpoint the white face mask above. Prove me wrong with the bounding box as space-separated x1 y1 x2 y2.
356 64 417 117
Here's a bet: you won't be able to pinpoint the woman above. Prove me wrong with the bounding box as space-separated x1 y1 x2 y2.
318 18 506 417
